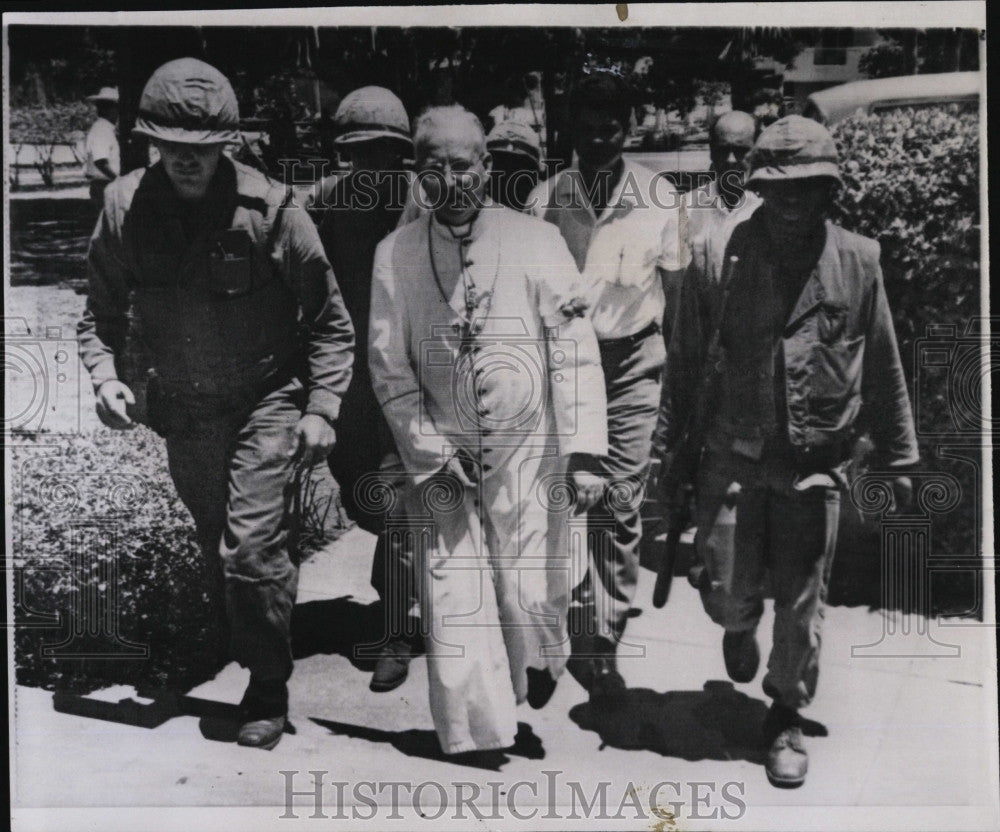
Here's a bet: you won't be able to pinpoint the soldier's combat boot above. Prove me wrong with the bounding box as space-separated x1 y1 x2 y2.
763 702 808 788
237 678 288 751
723 627 760 683
588 637 626 710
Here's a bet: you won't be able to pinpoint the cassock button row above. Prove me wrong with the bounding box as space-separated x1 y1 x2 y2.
463 259 474 268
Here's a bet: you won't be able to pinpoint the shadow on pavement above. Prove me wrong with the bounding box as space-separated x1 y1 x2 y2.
569 680 826 765
290 595 386 672
308 719 545 770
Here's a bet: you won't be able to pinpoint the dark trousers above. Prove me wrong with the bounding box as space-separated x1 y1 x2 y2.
327 379 418 641
165 378 304 682
695 441 841 709
579 325 666 643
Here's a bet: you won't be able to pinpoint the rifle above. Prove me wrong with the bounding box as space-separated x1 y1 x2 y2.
651 371 717 608
652 254 739 608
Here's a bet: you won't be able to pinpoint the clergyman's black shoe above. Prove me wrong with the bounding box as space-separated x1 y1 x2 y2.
526 667 557 709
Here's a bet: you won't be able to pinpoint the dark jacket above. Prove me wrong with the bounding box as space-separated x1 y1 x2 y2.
668 211 919 471
78 156 354 424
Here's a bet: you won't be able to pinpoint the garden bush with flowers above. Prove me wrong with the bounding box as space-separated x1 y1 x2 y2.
828 102 982 612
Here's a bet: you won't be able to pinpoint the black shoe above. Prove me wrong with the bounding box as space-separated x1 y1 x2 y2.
237 678 288 751
370 636 416 692
763 703 808 788
526 667 557 709
589 655 626 710
723 628 760 683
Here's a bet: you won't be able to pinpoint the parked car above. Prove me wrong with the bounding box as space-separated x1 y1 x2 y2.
803 71 980 125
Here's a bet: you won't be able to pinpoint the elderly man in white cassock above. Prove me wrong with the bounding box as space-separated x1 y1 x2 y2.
369 104 608 757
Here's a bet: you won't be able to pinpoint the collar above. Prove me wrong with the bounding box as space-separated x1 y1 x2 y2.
429 197 495 244
749 216 841 330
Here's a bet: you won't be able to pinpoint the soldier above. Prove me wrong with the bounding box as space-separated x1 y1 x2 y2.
528 71 688 708
666 116 918 787
317 86 422 693
369 105 607 755
485 120 543 212
77 58 355 751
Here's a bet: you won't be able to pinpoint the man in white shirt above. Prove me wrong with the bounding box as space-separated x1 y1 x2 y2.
527 72 689 708
653 111 762 456
84 86 120 206
683 110 761 257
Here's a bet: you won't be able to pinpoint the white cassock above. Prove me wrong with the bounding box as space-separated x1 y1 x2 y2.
369 203 608 753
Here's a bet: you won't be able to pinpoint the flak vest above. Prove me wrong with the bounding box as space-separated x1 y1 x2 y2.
115 159 302 398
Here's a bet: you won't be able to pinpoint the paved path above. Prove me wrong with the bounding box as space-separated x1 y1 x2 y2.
10 521 999 831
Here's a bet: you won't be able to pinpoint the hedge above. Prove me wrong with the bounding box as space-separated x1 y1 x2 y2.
13 429 350 693
831 102 982 606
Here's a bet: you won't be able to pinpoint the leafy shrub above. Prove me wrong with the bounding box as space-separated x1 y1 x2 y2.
13 428 350 693
9 102 95 145
830 102 982 610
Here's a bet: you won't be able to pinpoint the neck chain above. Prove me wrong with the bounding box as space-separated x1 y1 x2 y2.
427 216 502 343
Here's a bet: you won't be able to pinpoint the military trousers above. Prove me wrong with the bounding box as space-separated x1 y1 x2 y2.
327 377 419 643
577 323 666 643
694 439 841 710
164 377 305 682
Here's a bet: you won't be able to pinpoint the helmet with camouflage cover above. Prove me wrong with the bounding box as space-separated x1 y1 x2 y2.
746 115 843 187
333 86 412 149
133 58 240 145
486 120 542 169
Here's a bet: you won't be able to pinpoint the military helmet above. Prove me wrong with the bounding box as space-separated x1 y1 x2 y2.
133 58 240 145
333 86 412 149
486 120 542 168
746 115 842 187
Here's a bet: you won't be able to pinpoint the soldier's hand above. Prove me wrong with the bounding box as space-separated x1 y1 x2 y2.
571 470 605 515
95 380 136 430
293 414 336 468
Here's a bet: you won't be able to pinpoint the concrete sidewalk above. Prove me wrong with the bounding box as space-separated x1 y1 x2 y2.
10 522 999 831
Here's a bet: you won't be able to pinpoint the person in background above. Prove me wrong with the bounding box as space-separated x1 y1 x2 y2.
83 86 120 207
78 58 355 751
369 105 607 757
485 119 543 211
488 72 547 156
683 110 761 262
528 71 689 709
652 110 761 459
666 116 918 788
317 86 423 694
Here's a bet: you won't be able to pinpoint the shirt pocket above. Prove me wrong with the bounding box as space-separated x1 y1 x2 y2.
807 333 866 429
207 228 253 298
785 306 866 444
